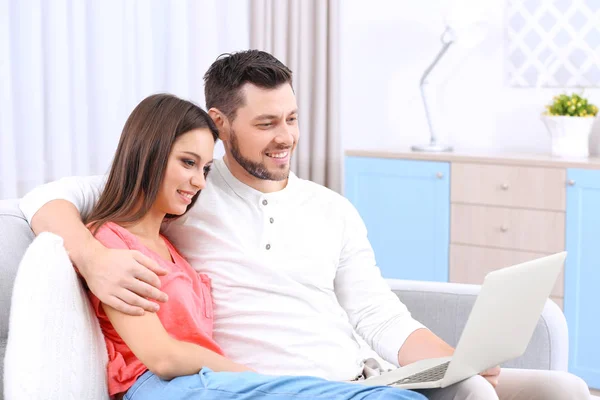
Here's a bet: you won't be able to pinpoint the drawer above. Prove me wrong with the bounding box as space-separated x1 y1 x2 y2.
450 244 564 298
450 204 565 253
451 163 566 211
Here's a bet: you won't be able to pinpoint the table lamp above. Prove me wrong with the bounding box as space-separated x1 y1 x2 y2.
412 0 490 152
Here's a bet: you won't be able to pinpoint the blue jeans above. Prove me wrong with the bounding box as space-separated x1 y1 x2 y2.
124 369 426 400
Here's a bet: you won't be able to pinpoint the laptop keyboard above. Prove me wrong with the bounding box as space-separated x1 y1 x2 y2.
391 361 451 385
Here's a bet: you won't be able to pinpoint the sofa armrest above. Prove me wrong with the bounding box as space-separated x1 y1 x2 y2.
386 279 569 371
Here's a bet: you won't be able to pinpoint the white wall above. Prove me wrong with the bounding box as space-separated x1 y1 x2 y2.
340 0 600 154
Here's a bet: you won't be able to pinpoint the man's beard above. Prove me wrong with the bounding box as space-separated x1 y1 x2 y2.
229 129 291 182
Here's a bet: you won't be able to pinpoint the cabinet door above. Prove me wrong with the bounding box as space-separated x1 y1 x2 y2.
565 168 600 389
344 157 449 282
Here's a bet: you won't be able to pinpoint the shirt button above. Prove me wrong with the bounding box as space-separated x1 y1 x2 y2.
269 217 274 223
262 199 268 206
266 244 271 250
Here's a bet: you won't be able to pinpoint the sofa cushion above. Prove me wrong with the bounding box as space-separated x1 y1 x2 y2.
4 232 109 400
0 199 35 398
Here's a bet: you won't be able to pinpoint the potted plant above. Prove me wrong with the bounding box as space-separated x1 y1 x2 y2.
542 93 598 158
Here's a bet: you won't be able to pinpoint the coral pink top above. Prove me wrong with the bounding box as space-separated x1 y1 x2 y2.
88 222 224 396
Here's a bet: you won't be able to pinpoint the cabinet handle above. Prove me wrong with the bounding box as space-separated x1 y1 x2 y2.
568 180 575 186
500 225 509 232
436 172 444 179
501 183 509 190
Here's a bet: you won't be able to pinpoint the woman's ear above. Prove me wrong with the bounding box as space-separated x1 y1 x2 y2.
208 108 230 141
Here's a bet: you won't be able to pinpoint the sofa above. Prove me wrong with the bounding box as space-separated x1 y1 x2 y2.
0 198 577 399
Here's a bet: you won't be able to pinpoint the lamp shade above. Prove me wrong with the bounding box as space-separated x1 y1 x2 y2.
444 0 492 48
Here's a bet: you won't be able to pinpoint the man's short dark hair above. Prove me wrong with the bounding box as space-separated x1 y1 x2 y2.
203 50 293 120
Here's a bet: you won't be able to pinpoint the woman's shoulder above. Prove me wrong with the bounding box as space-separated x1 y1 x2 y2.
92 221 135 250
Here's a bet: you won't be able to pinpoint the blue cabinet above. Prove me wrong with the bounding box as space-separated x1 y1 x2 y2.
565 168 600 388
344 156 449 282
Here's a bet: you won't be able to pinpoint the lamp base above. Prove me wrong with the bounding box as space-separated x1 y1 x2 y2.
411 143 453 152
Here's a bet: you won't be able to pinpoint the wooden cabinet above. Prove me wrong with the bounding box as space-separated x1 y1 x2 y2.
345 150 600 389
449 162 566 307
344 156 449 282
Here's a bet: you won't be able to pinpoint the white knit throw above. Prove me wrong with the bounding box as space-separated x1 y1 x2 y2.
4 232 109 400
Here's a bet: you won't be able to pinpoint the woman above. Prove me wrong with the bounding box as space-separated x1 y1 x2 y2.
85 93 424 400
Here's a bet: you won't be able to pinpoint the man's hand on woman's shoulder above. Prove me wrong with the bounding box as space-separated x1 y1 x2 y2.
84 241 169 316
26 198 169 316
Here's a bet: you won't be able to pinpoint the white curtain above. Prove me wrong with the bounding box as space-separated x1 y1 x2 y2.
250 0 341 192
0 0 249 199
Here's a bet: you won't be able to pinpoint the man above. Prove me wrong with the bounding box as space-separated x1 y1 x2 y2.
21 50 589 399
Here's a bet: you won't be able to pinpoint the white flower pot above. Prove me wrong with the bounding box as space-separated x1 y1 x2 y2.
541 115 596 158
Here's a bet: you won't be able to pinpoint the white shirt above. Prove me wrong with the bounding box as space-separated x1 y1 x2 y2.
20 158 425 381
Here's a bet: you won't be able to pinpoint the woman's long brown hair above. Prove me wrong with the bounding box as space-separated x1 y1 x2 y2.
86 94 218 234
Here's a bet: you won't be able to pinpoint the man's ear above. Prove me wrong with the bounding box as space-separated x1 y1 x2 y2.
208 108 230 141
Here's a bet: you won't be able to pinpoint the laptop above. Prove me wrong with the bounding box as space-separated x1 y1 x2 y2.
359 252 566 390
